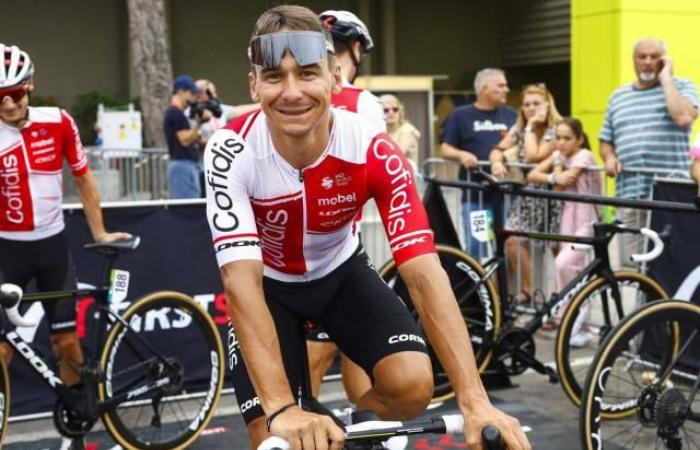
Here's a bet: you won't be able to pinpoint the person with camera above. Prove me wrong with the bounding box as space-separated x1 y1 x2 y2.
164 75 211 199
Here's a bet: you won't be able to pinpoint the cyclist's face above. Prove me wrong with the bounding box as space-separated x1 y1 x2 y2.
249 51 339 138
555 123 583 156
0 81 32 126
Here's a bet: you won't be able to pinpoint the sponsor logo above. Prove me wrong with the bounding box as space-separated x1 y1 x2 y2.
371 138 414 237
321 177 333 189
188 351 220 430
456 261 494 331
29 137 55 148
473 120 508 132
388 333 426 346
240 396 260 414
319 207 355 217
206 137 245 232
216 240 261 253
318 192 357 206
7 331 63 388
256 209 289 269
391 236 428 252
544 273 592 323
227 323 240 369
335 172 351 187
1 152 24 224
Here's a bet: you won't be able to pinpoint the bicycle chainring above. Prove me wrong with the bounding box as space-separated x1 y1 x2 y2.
637 385 661 427
53 399 96 437
495 328 535 376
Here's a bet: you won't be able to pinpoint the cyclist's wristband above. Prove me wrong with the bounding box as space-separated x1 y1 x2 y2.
548 172 557 185
266 402 297 432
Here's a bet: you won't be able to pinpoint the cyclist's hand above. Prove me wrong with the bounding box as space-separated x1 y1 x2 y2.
269 406 344 450
97 231 133 243
460 152 479 169
463 403 530 450
491 161 508 178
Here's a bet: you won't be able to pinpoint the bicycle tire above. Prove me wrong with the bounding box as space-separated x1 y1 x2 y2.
579 299 699 450
378 244 502 403
98 291 225 450
0 357 9 448
556 271 668 409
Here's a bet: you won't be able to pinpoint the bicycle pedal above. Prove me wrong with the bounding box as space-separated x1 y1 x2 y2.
546 368 559 384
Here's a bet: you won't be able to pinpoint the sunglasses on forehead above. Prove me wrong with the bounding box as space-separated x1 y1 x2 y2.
248 31 334 69
0 84 28 104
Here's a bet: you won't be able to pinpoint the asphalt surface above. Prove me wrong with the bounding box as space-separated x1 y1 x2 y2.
4 332 585 449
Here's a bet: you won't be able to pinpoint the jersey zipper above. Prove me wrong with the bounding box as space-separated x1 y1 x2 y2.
298 169 304 182
299 167 308 281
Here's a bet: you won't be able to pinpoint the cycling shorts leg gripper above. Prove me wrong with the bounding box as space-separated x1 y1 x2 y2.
228 288 306 425
322 252 428 379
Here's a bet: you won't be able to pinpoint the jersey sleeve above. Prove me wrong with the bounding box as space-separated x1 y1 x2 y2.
366 133 435 266
60 109 89 176
204 129 262 267
357 90 387 133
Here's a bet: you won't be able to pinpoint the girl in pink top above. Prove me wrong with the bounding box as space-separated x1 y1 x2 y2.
528 118 601 338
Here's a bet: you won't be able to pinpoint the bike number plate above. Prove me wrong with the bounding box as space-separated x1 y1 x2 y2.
469 210 492 243
108 269 130 307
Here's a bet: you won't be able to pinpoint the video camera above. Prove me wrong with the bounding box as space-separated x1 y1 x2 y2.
189 90 223 121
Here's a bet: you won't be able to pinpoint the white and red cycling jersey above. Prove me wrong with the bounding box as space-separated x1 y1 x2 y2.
331 81 385 133
205 108 434 282
0 107 88 241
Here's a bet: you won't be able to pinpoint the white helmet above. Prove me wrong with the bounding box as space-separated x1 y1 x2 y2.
0 44 34 88
319 10 374 53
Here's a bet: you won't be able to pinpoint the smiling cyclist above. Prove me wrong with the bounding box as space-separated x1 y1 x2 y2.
204 5 530 450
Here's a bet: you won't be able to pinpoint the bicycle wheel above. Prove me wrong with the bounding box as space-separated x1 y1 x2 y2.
378 244 502 402
98 291 225 450
580 300 699 450
0 357 9 447
556 271 668 408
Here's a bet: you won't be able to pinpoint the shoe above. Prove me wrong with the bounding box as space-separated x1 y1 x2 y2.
569 331 591 348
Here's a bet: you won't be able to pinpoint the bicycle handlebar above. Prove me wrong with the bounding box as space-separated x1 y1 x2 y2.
0 283 37 328
630 227 664 263
256 415 506 450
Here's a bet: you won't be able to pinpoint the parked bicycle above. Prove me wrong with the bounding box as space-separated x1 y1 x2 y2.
379 171 669 406
579 299 700 449
0 237 225 450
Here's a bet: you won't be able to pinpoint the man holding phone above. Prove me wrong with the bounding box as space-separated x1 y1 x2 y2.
599 38 698 266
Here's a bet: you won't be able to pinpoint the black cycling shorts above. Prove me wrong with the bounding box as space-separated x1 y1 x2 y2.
228 246 428 424
0 231 78 333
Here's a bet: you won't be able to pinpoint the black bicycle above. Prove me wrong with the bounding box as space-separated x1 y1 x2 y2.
579 299 700 449
379 171 669 406
0 237 225 450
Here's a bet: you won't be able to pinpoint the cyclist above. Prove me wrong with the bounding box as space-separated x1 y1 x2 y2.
306 8 385 407
0 43 130 450
205 5 529 450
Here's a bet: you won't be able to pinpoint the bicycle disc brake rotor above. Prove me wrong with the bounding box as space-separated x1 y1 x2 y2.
495 328 535 376
53 399 96 437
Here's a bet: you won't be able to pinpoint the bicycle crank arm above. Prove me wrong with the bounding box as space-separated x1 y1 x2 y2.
512 349 559 383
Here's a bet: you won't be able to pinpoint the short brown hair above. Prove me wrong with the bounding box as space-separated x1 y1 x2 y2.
250 5 335 70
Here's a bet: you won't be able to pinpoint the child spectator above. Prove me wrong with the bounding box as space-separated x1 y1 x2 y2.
528 118 601 344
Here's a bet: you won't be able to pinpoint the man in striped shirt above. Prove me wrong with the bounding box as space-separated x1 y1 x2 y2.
599 38 698 265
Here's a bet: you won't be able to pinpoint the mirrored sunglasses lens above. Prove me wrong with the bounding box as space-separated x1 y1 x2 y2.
0 86 26 103
249 32 328 69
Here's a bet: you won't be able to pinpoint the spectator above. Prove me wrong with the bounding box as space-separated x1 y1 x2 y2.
380 94 421 169
691 130 700 186
489 84 563 301
528 118 601 342
440 68 517 257
164 75 210 199
599 38 698 266
194 79 259 142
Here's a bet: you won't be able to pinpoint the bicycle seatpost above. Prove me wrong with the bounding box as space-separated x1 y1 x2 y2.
482 425 504 450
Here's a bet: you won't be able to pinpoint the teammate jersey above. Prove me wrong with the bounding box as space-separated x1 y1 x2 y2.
205 109 435 282
0 107 88 241
331 81 385 133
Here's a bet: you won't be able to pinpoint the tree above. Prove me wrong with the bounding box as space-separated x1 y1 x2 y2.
126 0 172 148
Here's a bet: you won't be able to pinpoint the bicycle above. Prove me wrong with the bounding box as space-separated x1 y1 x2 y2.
379 171 669 406
0 236 225 450
579 299 700 449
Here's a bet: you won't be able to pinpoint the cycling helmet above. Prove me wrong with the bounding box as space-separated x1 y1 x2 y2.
0 44 34 88
319 10 374 53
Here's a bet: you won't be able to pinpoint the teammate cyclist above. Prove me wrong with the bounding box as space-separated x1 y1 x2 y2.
0 43 130 450
205 6 530 450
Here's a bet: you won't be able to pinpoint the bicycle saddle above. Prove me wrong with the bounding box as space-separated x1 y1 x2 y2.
83 236 141 255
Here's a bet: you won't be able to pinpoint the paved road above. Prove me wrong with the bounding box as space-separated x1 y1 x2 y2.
4 332 584 449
